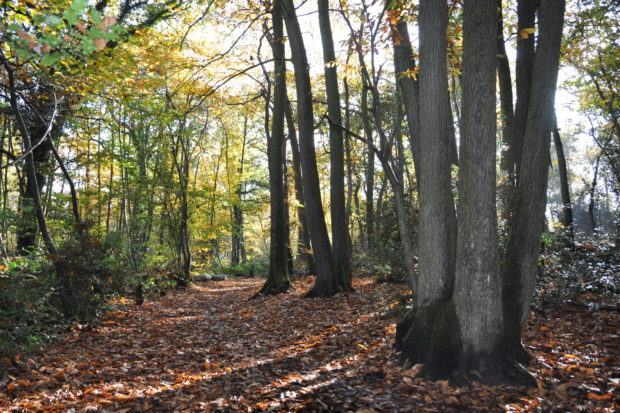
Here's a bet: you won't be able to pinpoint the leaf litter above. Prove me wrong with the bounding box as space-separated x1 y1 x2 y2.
0 276 618 412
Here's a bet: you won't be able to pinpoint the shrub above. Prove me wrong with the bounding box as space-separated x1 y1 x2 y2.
0 252 67 358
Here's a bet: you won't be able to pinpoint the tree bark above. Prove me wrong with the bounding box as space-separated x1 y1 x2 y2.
552 111 574 242
257 0 292 295
587 156 600 235
362 87 375 252
1 53 58 256
285 100 316 275
396 0 458 378
281 0 336 297
510 0 537 179
502 0 566 362
318 0 352 292
390 12 421 185
454 0 532 384
497 0 515 178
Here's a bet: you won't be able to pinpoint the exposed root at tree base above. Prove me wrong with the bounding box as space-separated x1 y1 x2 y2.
250 280 293 299
455 352 537 387
302 287 338 298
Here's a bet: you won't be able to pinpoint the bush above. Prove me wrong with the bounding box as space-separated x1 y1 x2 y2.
215 257 268 278
55 237 131 320
0 252 67 358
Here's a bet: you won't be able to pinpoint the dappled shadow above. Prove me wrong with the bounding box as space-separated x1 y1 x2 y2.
1 277 618 412
0 278 404 411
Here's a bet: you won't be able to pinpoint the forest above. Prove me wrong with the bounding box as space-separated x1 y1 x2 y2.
0 0 618 411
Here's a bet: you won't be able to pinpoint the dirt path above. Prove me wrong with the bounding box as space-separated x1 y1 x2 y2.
1 277 618 412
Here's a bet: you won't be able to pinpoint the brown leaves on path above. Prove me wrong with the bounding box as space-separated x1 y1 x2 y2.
1 277 618 412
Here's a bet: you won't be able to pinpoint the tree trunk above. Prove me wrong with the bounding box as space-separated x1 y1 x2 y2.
502 0 565 363
1 54 58 256
552 111 574 242
390 12 421 184
497 1 516 222
362 87 375 252
454 0 532 384
511 0 537 179
232 116 248 267
281 0 336 298
396 0 458 378
587 156 600 235
257 0 292 295
318 0 352 292
285 101 316 275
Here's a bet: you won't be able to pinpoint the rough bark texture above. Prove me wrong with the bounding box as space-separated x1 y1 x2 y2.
257 0 291 296
318 0 352 292
502 0 565 361
454 0 531 385
396 0 458 377
281 0 335 297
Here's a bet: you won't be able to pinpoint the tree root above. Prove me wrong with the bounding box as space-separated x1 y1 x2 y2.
251 279 293 299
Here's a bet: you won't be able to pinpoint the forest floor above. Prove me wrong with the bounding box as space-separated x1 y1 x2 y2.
1 272 618 412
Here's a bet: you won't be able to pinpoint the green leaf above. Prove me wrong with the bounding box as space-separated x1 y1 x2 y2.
45 15 62 27
70 0 89 12
89 7 102 25
33 14 45 25
7 24 22 31
80 37 96 54
63 8 79 25
42 53 59 66
110 24 127 34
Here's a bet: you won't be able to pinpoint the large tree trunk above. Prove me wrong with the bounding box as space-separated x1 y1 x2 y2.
318 0 352 292
454 0 532 385
281 0 335 297
396 0 458 378
502 0 565 362
257 0 291 295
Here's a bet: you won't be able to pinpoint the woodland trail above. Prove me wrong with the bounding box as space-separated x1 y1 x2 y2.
1 277 618 412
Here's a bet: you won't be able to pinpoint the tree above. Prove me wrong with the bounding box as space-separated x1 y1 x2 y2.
395 0 457 379
397 0 565 385
453 0 512 382
318 0 353 292
0 0 185 253
552 110 574 243
281 0 336 298
256 0 292 295
502 0 566 363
